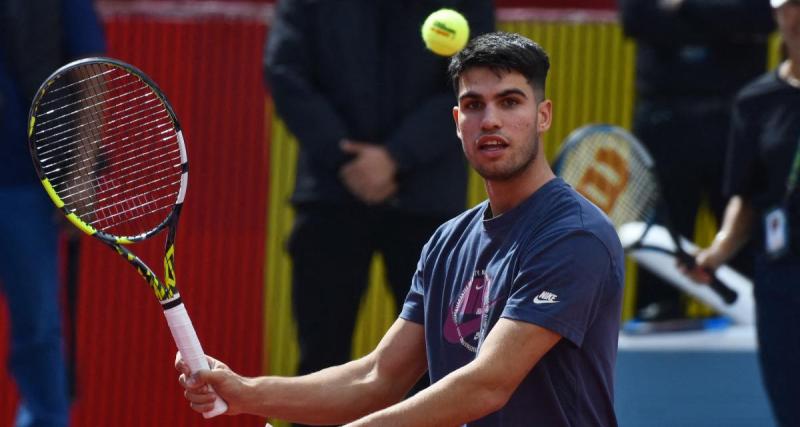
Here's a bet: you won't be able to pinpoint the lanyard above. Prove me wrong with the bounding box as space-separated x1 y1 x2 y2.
785 135 800 203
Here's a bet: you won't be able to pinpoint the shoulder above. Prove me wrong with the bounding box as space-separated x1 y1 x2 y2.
531 180 622 258
421 201 486 252
735 71 783 109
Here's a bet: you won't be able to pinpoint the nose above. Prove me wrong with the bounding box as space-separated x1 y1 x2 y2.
480 104 501 131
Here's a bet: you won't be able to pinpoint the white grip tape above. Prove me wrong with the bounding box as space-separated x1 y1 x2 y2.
164 303 228 418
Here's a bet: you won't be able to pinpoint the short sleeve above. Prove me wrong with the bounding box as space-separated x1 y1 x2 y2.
399 239 430 325
502 232 615 347
723 98 759 199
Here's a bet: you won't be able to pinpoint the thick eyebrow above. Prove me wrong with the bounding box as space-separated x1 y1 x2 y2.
458 88 529 103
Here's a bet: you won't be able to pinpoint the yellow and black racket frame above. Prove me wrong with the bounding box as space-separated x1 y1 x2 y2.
27 57 189 308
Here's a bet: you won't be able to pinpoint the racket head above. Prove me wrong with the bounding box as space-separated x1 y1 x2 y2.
28 57 187 244
554 124 660 229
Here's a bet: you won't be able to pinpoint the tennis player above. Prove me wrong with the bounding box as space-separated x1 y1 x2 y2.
177 32 624 426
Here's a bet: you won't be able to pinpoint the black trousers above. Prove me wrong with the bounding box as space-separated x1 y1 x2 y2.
753 254 800 427
632 98 753 313
287 203 447 385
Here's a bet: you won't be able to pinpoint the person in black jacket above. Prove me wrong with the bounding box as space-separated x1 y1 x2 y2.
619 0 774 321
264 0 495 406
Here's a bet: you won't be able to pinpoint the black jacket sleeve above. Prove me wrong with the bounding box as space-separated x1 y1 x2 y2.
264 0 350 171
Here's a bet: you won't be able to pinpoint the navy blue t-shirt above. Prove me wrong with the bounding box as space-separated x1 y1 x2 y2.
401 178 624 427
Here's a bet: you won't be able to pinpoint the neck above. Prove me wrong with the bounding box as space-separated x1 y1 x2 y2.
780 59 800 88
484 155 555 217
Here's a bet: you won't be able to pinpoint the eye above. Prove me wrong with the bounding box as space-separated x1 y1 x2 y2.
463 100 484 110
500 98 520 108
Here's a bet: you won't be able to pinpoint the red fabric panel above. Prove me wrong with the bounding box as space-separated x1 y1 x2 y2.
98 0 617 10
0 301 16 424
0 17 268 427
498 0 616 9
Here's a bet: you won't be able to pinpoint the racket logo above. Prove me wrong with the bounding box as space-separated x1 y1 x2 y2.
576 147 628 213
164 244 177 292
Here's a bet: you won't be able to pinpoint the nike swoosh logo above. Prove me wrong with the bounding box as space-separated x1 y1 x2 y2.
533 297 558 304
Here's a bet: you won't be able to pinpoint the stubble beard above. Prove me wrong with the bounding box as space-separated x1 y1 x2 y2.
473 133 539 181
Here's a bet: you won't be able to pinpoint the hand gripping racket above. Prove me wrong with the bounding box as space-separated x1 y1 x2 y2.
28 57 227 417
554 124 738 305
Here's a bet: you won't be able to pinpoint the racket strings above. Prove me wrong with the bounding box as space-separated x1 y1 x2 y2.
35 78 148 135
31 63 182 238
59 150 181 212
42 123 176 197
37 67 117 108
559 130 659 228
45 125 177 190
91 187 179 231
36 89 164 153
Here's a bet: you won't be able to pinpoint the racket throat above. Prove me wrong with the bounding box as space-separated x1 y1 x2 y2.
161 294 183 310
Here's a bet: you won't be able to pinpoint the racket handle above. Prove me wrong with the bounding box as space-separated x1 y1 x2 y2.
709 277 739 304
164 303 228 418
674 250 738 305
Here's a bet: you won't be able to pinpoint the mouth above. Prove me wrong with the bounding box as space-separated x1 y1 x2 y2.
476 135 509 152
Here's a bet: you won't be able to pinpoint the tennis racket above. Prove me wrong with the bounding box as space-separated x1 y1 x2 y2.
28 57 227 417
553 124 738 305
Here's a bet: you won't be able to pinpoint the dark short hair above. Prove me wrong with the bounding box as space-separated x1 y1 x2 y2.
448 32 550 99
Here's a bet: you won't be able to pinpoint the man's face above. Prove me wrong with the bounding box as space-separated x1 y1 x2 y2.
777 1 800 58
453 67 551 182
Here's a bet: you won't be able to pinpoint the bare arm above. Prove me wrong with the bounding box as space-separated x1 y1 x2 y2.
178 319 427 424
344 318 561 427
688 195 754 282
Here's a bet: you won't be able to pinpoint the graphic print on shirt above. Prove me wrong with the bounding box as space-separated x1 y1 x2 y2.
443 269 502 353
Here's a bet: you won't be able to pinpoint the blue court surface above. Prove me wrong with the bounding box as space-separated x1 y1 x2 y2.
615 325 776 427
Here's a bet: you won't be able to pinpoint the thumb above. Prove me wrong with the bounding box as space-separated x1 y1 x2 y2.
340 140 363 154
193 368 227 386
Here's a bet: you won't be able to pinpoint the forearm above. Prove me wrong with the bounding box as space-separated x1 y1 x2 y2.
346 361 507 427
708 196 754 265
346 319 561 427
244 357 402 425
247 319 427 425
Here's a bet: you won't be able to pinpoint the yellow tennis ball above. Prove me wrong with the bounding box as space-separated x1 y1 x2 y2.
421 9 470 57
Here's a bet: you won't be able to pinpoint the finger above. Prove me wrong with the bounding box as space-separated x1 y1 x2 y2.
190 400 218 414
340 140 362 153
184 385 216 402
175 352 186 372
340 164 355 180
205 355 224 371
689 270 711 284
179 372 210 391
179 373 196 390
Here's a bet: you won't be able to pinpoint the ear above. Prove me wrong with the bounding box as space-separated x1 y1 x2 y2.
537 99 552 133
452 106 462 139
